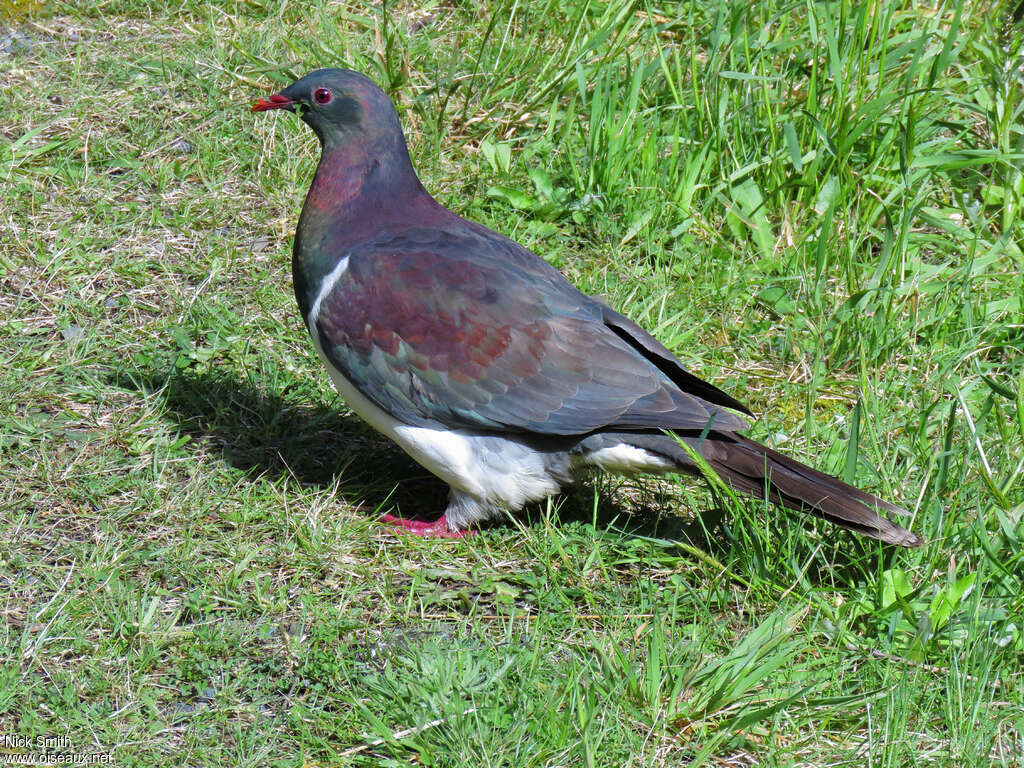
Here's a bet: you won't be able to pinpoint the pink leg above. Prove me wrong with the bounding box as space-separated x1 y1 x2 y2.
379 512 474 539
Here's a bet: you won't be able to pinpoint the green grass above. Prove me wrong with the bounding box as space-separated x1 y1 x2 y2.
2 0 1023 764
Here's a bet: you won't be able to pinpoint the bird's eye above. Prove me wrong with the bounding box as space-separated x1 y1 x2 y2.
313 88 332 105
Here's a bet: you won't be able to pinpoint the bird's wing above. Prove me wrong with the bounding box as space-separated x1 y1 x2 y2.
312 225 749 436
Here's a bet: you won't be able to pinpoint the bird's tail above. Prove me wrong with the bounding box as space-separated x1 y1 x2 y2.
607 432 921 548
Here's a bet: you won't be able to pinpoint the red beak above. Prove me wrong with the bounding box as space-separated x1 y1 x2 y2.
252 93 294 112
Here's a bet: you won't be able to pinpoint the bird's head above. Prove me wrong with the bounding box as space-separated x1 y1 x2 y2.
253 68 400 150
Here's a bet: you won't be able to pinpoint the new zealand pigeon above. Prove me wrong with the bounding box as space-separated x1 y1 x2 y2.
253 69 921 547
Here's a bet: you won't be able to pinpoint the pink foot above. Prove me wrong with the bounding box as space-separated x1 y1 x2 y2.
379 512 474 539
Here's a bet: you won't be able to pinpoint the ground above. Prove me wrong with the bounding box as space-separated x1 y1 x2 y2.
1 1 1022 765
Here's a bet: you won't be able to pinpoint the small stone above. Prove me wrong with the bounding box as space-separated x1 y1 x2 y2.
170 138 192 154
61 325 83 341
0 30 34 57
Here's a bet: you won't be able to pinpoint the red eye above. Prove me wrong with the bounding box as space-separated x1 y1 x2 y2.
313 88 332 105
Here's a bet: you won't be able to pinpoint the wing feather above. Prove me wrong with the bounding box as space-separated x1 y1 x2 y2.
314 225 749 436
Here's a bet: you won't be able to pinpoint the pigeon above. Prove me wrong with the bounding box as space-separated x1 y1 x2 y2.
253 69 921 547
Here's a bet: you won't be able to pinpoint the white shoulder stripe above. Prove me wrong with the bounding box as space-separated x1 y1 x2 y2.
306 255 351 332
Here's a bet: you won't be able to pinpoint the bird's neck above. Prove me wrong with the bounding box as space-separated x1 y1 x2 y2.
293 136 437 319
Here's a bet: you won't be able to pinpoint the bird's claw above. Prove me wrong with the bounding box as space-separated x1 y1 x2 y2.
379 512 474 539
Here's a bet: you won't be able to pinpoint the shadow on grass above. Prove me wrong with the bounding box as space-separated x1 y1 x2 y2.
113 362 716 537
115 363 451 518
114 362 890 580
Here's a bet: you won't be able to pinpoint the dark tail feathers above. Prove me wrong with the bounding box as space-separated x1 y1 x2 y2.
613 432 921 548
